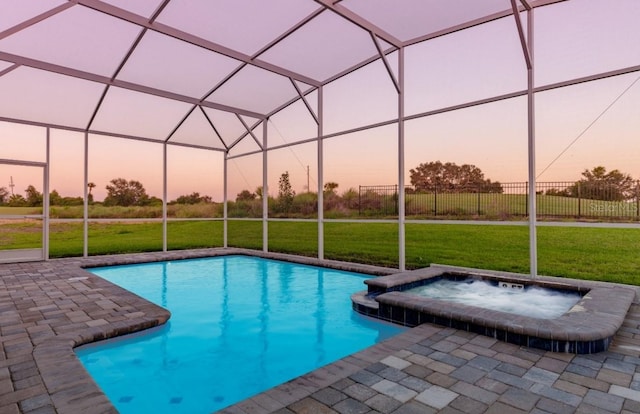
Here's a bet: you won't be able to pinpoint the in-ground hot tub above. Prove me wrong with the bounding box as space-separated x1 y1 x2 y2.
352 264 636 354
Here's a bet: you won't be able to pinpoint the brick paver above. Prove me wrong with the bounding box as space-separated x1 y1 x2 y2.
1 248 640 413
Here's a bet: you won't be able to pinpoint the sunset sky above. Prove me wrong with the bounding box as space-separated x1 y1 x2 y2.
1 0 639 203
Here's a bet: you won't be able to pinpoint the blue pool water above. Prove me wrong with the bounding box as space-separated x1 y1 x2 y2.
77 255 405 413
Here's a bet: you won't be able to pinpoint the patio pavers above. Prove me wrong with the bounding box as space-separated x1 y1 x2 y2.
0 248 639 413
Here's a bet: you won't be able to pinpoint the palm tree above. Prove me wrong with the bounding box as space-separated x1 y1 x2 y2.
87 182 96 203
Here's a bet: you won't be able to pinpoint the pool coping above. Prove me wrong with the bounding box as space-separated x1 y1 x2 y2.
352 264 636 353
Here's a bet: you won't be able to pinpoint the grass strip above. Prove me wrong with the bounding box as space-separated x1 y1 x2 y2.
1 220 638 285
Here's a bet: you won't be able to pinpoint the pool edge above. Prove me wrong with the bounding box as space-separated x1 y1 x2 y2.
33 248 397 414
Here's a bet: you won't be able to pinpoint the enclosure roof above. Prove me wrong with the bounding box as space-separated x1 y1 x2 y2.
0 0 558 151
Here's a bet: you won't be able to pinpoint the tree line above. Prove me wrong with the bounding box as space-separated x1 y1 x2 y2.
545 166 638 201
409 161 503 193
0 178 213 207
1 164 636 209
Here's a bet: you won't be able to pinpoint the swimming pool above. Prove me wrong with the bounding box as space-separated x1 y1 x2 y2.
77 255 405 413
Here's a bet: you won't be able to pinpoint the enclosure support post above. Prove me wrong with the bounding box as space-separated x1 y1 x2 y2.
317 86 324 260
43 128 50 260
162 143 167 252
511 0 537 277
223 153 228 248
398 47 406 271
263 120 268 253
526 9 537 278
83 131 89 258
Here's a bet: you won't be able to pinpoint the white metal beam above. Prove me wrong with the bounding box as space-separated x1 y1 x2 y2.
0 159 46 167
317 87 324 260
75 0 322 87
313 0 403 48
371 33 400 94
0 51 266 119
526 10 537 278
0 63 20 78
83 132 89 258
162 142 168 252
403 0 566 48
290 79 319 125
398 47 405 271
511 0 532 70
520 0 533 11
200 107 230 151
0 3 74 41
227 63 640 161
44 129 50 260
320 1 566 87
86 15 151 131
237 115 264 151
262 121 268 253
164 105 197 143
223 153 228 248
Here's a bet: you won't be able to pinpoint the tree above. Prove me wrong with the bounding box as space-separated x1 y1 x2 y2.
566 166 636 201
25 185 43 207
103 178 150 206
409 161 503 193
50 190 62 206
236 190 256 202
255 186 263 200
8 194 26 207
278 171 295 213
324 182 339 195
174 192 212 204
0 186 8 205
49 190 83 206
87 182 96 204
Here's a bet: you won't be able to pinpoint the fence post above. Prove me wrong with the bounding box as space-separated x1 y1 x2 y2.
636 180 639 219
577 182 581 218
477 187 481 215
358 185 361 216
434 185 437 216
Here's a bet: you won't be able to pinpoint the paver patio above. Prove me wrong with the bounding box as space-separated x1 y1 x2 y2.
1 248 640 414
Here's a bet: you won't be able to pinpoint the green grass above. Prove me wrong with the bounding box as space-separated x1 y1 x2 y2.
228 220 262 250
87 222 163 255
269 221 318 257
1 220 639 285
325 222 399 268
0 220 42 249
0 206 42 215
0 221 224 257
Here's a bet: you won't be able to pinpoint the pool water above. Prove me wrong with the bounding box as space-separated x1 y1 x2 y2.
406 278 582 319
77 255 404 413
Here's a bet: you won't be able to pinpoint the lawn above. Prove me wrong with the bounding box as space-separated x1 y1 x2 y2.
1 219 639 285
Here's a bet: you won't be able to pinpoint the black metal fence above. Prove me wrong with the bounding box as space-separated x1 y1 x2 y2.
359 181 640 221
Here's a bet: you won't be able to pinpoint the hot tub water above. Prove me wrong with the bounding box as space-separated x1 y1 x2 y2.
406 278 581 319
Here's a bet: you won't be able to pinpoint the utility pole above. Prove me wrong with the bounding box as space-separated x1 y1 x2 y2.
9 176 14 195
